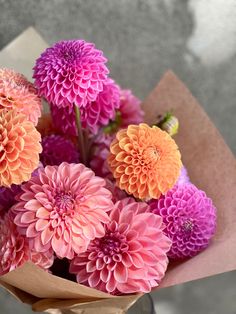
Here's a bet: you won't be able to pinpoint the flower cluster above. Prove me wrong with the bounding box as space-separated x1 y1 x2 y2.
0 39 217 298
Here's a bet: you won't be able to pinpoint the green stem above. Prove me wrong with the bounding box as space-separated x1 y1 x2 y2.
74 105 87 165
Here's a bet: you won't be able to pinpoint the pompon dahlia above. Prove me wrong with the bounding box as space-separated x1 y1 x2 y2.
33 40 109 108
108 123 182 200
70 198 171 295
119 89 144 127
40 134 79 166
0 109 42 187
149 183 217 259
176 166 190 185
0 68 42 125
13 162 113 259
0 212 54 275
50 78 120 135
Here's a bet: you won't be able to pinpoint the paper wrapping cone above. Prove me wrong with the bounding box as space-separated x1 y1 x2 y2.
1 28 236 313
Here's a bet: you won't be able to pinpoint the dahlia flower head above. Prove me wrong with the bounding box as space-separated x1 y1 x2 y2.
0 109 42 187
13 162 113 259
40 134 79 166
0 212 54 275
70 198 171 295
108 123 182 200
150 183 217 259
50 78 120 135
0 68 42 125
33 40 109 109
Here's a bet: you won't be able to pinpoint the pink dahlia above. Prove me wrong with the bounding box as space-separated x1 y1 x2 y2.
70 199 171 295
0 212 54 275
176 166 190 185
33 40 109 109
41 134 79 166
50 78 120 135
0 68 42 125
149 183 217 259
13 162 113 259
119 89 144 127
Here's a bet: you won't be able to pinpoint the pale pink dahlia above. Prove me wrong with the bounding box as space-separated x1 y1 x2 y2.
70 199 171 295
0 68 42 125
33 40 109 109
13 162 113 259
0 212 54 275
50 78 120 135
149 183 217 259
41 134 79 166
119 89 144 127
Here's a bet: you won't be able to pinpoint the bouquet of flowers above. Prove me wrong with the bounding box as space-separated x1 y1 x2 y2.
0 35 236 314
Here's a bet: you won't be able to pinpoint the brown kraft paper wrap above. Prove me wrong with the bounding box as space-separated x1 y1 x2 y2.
0 30 236 313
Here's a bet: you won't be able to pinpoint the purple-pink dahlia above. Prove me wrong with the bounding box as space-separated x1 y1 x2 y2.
33 40 109 109
0 212 54 275
70 198 171 295
50 78 120 135
13 162 113 259
119 89 144 127
149 183 217 259
40 134 79 166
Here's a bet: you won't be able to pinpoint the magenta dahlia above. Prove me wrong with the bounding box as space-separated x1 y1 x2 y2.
0 212 54 275
13 162 113 259
149 183 217 259
70 198 171 295
33 40 109 109
41 134 79 166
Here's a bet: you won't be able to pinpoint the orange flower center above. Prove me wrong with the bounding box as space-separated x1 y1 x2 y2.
143 146 160 164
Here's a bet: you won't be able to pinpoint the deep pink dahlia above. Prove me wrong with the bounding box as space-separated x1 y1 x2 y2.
0 212 54 275
50 78 120 135
41 134 79 166
13 162 113 259
33 40 109 108
149 183 217 259
119 89 144 127
70 198 171 295
176 166 190 185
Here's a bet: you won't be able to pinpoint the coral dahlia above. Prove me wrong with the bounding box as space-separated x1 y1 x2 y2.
0 68 42 125
0 109 42 187
70 198 171 295
108 123 182 199
0 212 54 275
13 162 113 259
150 183 217 259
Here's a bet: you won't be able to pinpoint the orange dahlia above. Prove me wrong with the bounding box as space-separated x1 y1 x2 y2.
0 68 42 125
108 123 182 199
0 109 42 187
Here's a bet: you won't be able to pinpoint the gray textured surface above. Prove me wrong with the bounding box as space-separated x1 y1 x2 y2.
0 0 236 313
